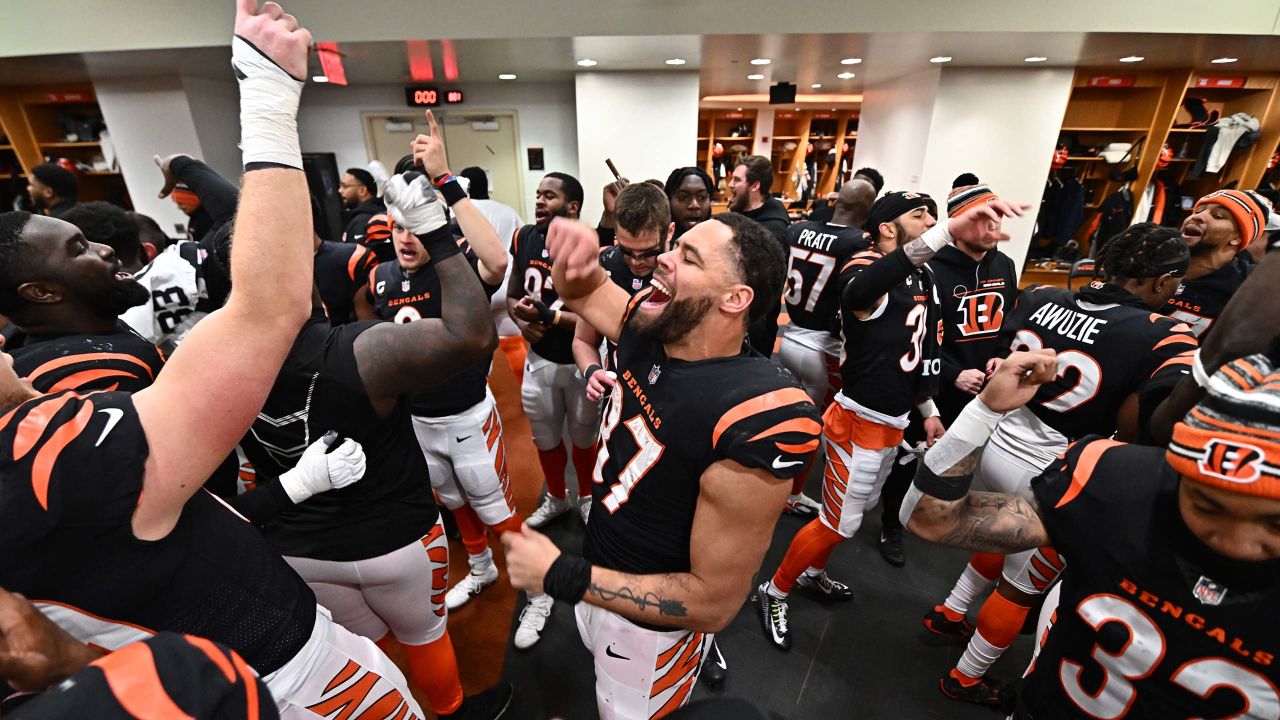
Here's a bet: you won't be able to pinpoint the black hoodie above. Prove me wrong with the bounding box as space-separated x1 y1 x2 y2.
925 245 1019 424
741 197 792 356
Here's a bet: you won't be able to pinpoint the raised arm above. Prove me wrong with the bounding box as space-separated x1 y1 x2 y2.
132 0 313 540
547 218 630 342
353 173 497 405
902 350 1058 554
156 154 240 227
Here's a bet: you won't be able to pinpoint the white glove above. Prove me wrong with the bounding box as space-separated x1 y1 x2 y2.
383 174 448 236
278 433 367 504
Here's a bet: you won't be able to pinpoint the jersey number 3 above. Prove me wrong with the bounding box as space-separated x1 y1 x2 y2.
593 385 665 513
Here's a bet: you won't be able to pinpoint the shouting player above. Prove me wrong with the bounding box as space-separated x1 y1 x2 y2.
503 214 821 719
928 223 1198 705
904 344 1280 719
1165 189 1265 337
1 3 430 717
663 167 714 241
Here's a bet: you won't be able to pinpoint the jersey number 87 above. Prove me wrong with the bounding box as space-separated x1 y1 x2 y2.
592 383 665 513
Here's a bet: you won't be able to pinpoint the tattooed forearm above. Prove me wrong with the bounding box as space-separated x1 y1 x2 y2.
902 237 936 267
935 492 1048 553
587 583 689 618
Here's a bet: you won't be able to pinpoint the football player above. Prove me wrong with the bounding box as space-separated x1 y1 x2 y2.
757 191 1011 649
1164 190 1265 337
928 223 1199 705
503 214 822 719
903 345 1280 719
505 172 601 538
155 152 239 245
0 4 429 716
663 167 714 241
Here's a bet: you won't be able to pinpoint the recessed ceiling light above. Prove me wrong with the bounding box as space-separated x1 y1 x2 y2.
1119 55 1144 63
750 58 771 65
930 56 953 63
840 57 862 65
312 75 329 83
1211 57 1238 64
736 107 743 111
665 58 686 66
498 73 517 80
747 73 765 80
577 58 598 67
831 108 837 111
1024 56 1048 63
811 83 823 89
837 72 856 79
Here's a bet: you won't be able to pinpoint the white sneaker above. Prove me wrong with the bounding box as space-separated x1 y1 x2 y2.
526 495 572 529
513 594 553 649
445 562 499 611
578 496 592 524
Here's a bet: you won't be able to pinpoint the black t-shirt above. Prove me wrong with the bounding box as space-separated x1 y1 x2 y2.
238 317 439 561
314 240 378 325
511 224 574 364
584 289 821 593
1024 439 1280 718
782 220 870 332
1163 253 1251 338
0 392 315 675
8 323 166 393
368 246 501 417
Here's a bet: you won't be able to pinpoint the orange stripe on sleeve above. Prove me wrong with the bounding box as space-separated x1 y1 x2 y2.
12 394 77 461
748 416 822 443
1152 353 1194 377
712 388 813 448
1054 439 1122 509
31 400 94 510
1152 334 1197 351
27 352 156 384
348 244 369 282
776 439 820 454
96 641 196 720
183 635 237 683
48 368 141 393
623 287 654 324
229 650 262 720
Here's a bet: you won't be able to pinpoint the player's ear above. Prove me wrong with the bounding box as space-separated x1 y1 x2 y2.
17 281 62 305
142 241 159 263
722 283 754 318
568 200 581 218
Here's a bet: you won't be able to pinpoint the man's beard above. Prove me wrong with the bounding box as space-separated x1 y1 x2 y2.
105 279 151 314
729 191 749 213
628 295 714 344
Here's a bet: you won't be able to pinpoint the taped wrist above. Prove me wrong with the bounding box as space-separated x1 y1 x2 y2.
232 36 304 170
916 398 939 418
920 218 954 253
437 177 467 206
922 397 1004 476
531 299 557 326
416 224 461 262
543 553 592 604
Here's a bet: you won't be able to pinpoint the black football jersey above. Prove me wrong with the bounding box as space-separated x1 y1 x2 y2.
315 240 378 325
0 392 316 675
783 221 870 332
511 224 574 364
9 633 277 720
8 323 165 394
1005 284 1197 440
837 249 941 417
1024 438 1280 719
238 317 439 561
1163 254 1251 338
600 245 653 296
368 245 501 417
585 290 822 585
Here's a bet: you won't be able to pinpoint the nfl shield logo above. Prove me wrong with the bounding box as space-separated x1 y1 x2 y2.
1192 575 1227 606
402 280 411 292
648 364 662 385
632 278 643 290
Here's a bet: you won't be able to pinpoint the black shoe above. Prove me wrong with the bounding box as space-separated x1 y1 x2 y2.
699 638 727 690
922 605 974 639
939 671 1004 707
754 582 791 651
438 682 513 720
794 570 853 601
878 528 906 567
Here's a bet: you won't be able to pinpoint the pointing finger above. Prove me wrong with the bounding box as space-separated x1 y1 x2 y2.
426 109 440 136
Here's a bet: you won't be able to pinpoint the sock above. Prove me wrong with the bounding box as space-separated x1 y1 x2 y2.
490 514 524 537
764 580 788 600
452 504 489 557
571 443 598 498
770 520 844 595
955 591 1029 681
375 634 396 657
498 336 527 385
942 555 1002 616
537 444 569 500
468 547 494 574
403 633 464 715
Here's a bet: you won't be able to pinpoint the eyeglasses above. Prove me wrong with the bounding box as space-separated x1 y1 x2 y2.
619 246 663 260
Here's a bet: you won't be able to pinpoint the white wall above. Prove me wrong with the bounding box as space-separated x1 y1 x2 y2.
852 67 941 193
919 68 1074 268
574 71 700 225
181 74 241 183
297 81 578 221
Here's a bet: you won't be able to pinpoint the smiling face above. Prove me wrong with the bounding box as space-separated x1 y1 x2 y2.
1182 203 1242 254
1179 479 1280 562
727 164 755 212
670 175 711 232
15 215 149 317
630 219 743 343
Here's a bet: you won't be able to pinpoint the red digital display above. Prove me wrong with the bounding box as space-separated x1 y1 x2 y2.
405 86 440 107
446 90 465 104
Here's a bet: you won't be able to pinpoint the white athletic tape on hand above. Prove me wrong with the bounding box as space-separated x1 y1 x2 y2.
1191 348 1211 389
232 36 304 169
921 218 954 253
922 396 1004 476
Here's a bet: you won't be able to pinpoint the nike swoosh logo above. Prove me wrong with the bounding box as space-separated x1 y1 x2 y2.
456 435 471 443
713 642 726 670
605 645 630 661
352 234 365 240
95 408 124 447
772 455 803 469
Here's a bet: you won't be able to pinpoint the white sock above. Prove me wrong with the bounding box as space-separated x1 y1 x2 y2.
804 566 824 578
469 548 494 574
764 580 788 601
944 563 997 616
956 630 1006 680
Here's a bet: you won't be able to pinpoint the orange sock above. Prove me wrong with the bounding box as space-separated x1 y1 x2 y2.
970 552 1004 581
453 504 489 556
490 514 524 537
770 520 844 594
403 633 464 715
537 444 569 499
375 634 396 657
571 443 598 498
975 591 1029 650
498 336 527 385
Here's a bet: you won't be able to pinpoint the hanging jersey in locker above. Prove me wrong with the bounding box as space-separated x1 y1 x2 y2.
1023 438 1280 719
8 322 165 394
511 224 575 364
782 221 870 332
0 392 316 675
368 245 501 417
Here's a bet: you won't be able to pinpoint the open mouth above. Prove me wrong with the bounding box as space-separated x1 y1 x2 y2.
534 210 550 223
398 247 420 264
1182 224 1205 241
643 276 673 310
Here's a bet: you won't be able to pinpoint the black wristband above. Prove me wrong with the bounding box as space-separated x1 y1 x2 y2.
584 363 603 380
543 553 592 604
530 298 556 325
416 224 462 262
912 462 973 501
438 178 467 207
